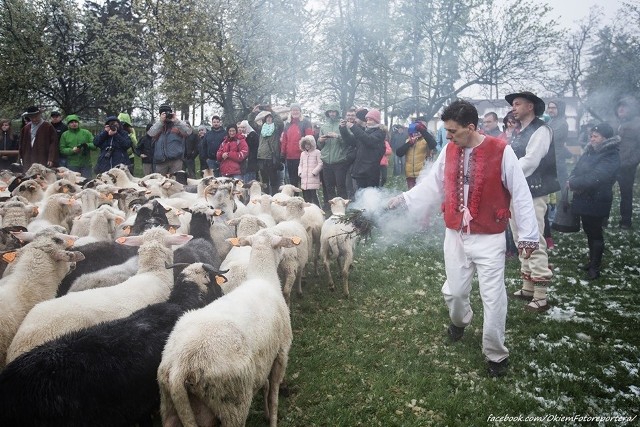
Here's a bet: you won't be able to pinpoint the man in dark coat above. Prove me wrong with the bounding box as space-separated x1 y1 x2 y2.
19 106 59 169
339 108 386 191
614 96 640 230
547 100 570 187
93 116 132 174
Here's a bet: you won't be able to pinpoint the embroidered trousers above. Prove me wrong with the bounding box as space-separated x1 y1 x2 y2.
510 195 553 282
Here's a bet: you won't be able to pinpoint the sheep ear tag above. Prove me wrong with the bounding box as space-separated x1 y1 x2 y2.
2 251 17 263
228 237 240 247
115 237 127 244
122 225 131 236
214 209 223 216
62 187 68 193
291 236 302 245
106 193 114 200
215 275 227 285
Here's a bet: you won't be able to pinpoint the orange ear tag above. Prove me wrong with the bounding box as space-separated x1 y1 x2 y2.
228 237 240 247
62 187 68 193
215 275 227 285
291 236 302 245
2 252 17 263
107 193 114 200
66 239 75 247
116 237 127 244
115 217 124 225
214 209 223 216
168 226 177 234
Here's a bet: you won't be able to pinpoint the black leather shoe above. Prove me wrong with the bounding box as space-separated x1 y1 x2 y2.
447 324 465 342
488 358 509 377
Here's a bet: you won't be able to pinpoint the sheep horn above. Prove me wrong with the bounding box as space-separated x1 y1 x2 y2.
202 263 229 275
165 262 191 270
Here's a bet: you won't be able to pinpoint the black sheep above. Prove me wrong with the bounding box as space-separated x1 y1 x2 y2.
172 207 223 281
0 262 227 427
56 201 172 296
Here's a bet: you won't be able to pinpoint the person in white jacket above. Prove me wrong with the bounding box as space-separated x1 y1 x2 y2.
388 99 539 378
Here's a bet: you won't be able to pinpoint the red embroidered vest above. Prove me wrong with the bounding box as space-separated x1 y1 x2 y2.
442 136 511 234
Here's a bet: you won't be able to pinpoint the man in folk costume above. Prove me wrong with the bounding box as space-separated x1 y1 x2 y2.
19 106 59 169
388 100 539 377
506 91 560 313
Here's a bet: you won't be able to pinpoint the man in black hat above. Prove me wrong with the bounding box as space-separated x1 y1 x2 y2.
505 91 559 313
147 104 191 175
19 106 59 170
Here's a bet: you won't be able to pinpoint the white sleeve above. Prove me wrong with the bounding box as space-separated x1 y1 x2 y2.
402 146 446 216
502 145 539 243
518 126 552 177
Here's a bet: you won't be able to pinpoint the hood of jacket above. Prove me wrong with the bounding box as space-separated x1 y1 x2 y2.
324 103 341 119
587 135 620 153
299 135 317 151
117 112 133 126
616 96 640 120
549 99 566 118
65 114 80 125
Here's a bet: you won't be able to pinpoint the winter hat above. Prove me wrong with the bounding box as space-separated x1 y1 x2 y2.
104 116 119 125
324 103 341 117
290 103 302 112
408 122 418 135
591 122 614 139
158 104 173 114
50 111 61 118
365 109 381 124
197 125 207 132
117 112 133 126
227 124 238 134
355 108 369 122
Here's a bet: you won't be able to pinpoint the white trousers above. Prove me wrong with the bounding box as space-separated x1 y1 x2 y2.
510 195 553 281
442 229 509 362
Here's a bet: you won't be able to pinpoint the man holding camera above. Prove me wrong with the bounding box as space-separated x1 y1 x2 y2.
59 114 96 179
148 104 191 175
93 116 132 174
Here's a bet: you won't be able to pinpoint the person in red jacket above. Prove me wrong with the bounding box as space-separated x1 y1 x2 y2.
280 103 314 187
216 125 249 179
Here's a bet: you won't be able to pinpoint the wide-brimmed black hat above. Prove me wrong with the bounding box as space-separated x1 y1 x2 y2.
505 91 546 117
22 106 43 117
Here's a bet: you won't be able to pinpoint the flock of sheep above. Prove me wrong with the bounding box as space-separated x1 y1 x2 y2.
0 163 359 427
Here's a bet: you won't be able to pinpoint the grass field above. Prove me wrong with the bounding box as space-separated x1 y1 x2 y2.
240 174 640 427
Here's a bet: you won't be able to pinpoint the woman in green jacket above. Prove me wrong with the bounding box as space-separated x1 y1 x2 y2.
59 115 97 178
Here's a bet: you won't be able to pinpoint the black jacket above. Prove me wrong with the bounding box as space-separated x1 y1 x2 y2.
569 136 620 217
340 125 385 182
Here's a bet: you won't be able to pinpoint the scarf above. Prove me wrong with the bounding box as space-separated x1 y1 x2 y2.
261 123 275 137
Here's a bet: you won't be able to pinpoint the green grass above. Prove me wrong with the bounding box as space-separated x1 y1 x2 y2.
241 174 639 427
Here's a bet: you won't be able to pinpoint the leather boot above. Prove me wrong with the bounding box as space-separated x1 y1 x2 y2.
580 239 592 271
588 240 604 280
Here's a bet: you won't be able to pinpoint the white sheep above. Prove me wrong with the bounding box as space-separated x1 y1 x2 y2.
270 184 302 223
10 179 45 204
73 206 126 246
42 178 80 199
157 228 295 427
26 193 82 233
0 199 38 228
271 197 310 305
219 214 269 293
0 228 84 368
301 202 325 276
67 256 139 293
320 197 357 298
6 227 192 363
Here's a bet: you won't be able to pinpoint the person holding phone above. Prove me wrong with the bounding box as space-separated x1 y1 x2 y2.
318 104 350 208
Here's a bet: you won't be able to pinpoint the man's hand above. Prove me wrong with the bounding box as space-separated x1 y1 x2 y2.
519 247 534 259
387 195 406 210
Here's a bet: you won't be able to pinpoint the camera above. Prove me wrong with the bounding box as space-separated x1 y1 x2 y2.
78 143 89 156
109 124 117 132
104 146 114 159
164 112 174 120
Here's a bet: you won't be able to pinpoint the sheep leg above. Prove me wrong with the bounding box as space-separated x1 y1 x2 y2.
322 256 335 291
263 379 271 421
217 391 252 427
295 265 304 298
267 351 289 427
341 251 353 298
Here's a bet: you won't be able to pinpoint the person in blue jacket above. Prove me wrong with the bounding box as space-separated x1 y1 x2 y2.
93 116 132 174
568 123 620 280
